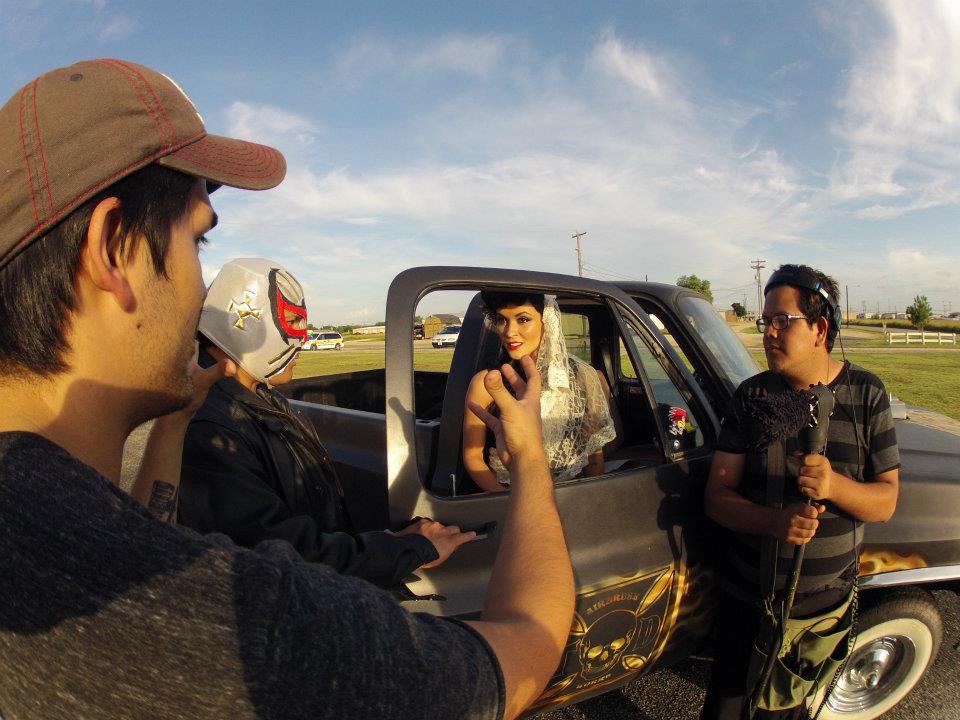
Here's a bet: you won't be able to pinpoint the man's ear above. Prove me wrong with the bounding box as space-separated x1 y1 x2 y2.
81 197 136 312
815 316 830 347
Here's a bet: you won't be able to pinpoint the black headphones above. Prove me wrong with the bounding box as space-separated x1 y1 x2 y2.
764 267 842 346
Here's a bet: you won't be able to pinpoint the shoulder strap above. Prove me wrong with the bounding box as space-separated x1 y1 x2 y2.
757 372 786 602
759 441 785 601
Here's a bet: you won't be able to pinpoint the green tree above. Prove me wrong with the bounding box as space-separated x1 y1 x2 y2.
731 302 746 318
676 274 714 303
906 295 933 330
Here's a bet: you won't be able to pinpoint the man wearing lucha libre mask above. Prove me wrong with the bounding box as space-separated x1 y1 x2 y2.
178 258 474 587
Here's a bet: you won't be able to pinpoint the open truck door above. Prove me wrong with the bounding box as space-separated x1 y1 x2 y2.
384 266 721 711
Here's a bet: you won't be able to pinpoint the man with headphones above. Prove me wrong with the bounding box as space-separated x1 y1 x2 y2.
700 264 900 720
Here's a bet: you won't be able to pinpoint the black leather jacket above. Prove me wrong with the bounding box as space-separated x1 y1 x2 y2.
178 372 437 588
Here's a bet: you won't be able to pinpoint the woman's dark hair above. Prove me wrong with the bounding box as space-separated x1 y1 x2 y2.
0 164 198 377
479 291 545 321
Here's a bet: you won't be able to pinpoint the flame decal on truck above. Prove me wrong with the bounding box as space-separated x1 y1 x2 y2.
859 549 928 576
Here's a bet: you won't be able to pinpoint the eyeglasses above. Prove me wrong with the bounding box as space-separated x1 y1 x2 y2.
756 313 808 333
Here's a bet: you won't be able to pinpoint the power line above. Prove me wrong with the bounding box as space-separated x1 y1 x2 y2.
581 260 636 281
712 282 756 293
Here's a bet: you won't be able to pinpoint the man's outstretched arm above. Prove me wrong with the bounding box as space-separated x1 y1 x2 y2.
465 356 576 720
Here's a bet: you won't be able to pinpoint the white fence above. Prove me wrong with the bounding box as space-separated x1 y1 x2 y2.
886 331 957 345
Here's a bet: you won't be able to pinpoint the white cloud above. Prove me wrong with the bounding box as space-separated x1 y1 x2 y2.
202 26 957 321
409 34 505 77
225 102 321 148
98 14 137 42
335 33 507 83
771 60 811 79
589 35 678 103
881 246 957 298
829 0 960 215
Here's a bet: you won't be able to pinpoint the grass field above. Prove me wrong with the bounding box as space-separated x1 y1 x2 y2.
737 324 959 349
293 344 960 422
294 347 455 377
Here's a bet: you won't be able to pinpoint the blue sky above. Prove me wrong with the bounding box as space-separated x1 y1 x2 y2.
3 1 958 323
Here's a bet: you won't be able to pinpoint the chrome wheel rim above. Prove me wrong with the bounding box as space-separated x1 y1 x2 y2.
827 635 915 713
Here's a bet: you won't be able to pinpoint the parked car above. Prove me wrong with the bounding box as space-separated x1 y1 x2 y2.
281 266 960 720
431 325 461 348
304 331 344 351
413 323 425 340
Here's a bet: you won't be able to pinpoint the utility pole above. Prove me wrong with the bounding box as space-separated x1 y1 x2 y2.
750 259 766 314
845 285 849 326
572 230 586 277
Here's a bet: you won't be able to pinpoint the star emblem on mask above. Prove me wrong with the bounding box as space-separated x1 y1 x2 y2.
228 290 262 330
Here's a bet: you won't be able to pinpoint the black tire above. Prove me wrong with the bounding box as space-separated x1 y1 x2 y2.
335 343 342 350
813 587 943 720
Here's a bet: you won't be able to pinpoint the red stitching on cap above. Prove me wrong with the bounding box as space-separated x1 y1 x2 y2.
98 59 173 148
28 128 205 235
31 77 55 216
113 59 177 144
172 142 284 178
17 85 41 228
103 59 174 146
175 141 270 162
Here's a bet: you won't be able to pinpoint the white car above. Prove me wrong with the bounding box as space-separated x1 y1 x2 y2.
304 331 344 351
431 325 461 348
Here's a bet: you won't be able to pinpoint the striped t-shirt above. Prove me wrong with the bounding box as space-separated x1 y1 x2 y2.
716 362 900 606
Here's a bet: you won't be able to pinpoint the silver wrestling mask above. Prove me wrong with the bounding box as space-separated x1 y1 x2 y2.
199 258 307 385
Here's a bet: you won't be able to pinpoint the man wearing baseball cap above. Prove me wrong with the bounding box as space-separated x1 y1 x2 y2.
0 59 573 720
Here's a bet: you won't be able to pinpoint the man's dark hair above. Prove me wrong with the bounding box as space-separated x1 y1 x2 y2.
0 164 198 377
767 263 841 351
480 291 545 321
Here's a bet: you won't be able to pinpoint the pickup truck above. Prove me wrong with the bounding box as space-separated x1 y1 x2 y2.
283 266 960 720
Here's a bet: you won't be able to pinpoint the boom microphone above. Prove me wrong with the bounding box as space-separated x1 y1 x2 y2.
737 383 834 452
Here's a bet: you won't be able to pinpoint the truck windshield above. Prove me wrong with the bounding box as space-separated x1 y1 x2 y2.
677 295 759 392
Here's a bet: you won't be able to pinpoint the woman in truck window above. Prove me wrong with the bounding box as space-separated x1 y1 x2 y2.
463 291 618 492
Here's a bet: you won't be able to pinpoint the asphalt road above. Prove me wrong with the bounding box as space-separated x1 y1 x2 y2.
535 588 960 720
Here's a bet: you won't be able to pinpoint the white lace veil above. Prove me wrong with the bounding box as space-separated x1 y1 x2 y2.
489 296 617 484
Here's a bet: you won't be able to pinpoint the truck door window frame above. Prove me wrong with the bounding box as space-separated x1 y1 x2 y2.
609 300 716 459
384 268 721 518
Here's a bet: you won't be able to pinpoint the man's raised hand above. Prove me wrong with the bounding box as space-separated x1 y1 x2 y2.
181 342 237 417
467 355 546 473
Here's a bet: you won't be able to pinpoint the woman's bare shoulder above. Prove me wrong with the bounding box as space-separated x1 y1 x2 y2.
466 369 494 401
